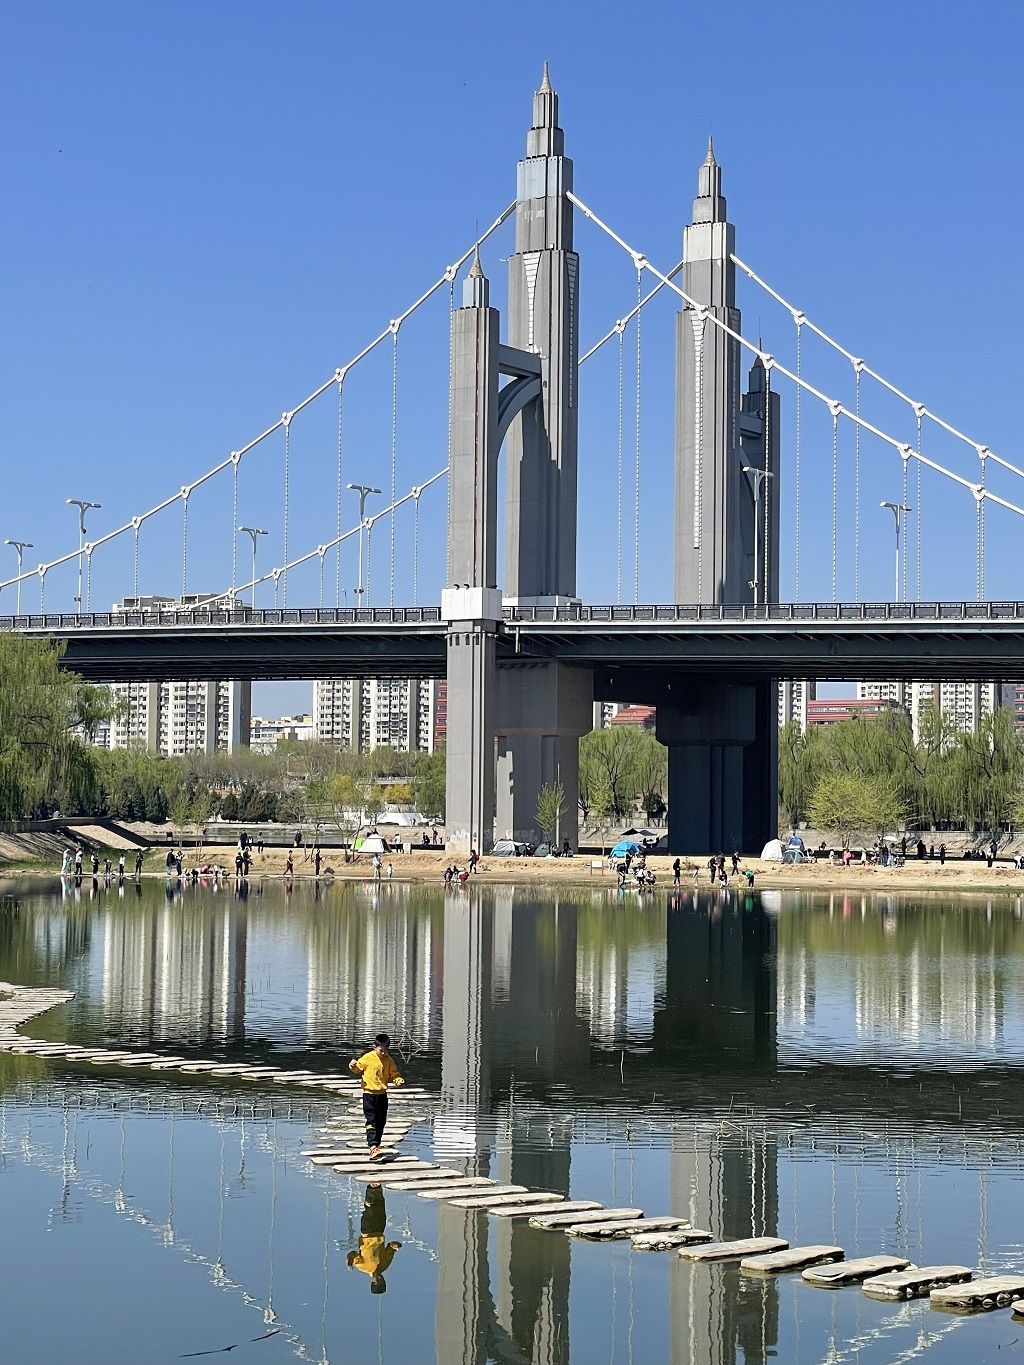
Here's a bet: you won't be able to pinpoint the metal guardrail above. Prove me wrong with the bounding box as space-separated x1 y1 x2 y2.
502 601 1024 624
0 606 444 630
1 602 1022 630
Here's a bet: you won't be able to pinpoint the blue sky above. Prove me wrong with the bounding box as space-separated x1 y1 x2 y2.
2 2 1021 712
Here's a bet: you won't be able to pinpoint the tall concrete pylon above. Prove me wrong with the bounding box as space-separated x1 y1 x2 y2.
496 65 591 848
656 142 779 853
443 254 501 856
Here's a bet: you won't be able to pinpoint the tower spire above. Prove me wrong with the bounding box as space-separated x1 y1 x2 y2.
694 136 726 223
528 62 563 156
463 243 489 308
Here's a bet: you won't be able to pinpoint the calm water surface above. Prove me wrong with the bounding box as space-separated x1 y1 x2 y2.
2 878 1024 1363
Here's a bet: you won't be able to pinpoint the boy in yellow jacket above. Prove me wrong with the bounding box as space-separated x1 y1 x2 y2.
349 1032 404 1158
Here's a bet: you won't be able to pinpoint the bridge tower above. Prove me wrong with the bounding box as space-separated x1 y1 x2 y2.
495 64 591 847
655 143 780 853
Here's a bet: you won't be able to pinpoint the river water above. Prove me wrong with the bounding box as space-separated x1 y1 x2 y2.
2 877 1024 1363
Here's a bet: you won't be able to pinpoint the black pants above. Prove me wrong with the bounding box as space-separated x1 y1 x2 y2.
363 1092 388 1148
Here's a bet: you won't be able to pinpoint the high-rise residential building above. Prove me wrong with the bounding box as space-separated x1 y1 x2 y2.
999 683 1024 729
250 714 314 756
84 597 251 756
778 680 816 731
857 679 998 740
313 677 445 754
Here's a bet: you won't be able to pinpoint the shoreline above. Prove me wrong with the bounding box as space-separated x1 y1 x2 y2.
3 848 1024 898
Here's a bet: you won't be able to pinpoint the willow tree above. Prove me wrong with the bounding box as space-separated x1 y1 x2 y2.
0 635 115 818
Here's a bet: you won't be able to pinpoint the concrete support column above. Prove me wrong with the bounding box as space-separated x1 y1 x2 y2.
445 601 499 857
657 677 774 855
495 661 592 846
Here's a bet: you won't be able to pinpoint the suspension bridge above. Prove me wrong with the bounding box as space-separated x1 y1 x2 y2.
1 66 1020 854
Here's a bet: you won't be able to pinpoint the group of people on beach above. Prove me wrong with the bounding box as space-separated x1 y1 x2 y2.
61 846 143 883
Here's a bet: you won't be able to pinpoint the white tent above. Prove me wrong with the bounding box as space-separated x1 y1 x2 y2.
355 833 390 854
760 838 785 862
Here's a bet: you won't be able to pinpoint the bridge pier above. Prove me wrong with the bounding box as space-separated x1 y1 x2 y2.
656 677 776 856
495 662 592 847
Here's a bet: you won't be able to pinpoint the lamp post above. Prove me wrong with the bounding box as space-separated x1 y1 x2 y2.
346 483 380 604
238 527 268 609
880 501 912 602
4 539 33 614
66 499 101 611
742 466 775 606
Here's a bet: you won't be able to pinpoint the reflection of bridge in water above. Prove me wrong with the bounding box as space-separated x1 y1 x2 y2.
5 883 1024 1362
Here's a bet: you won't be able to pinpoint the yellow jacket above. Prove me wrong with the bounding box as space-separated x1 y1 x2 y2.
353 1050 404 1093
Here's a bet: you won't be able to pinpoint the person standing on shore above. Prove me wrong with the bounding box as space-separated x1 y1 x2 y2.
349 1033 405 1159
672 858 681 887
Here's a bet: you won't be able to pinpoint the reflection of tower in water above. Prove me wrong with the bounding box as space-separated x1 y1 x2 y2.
660 897 779 1365
435 889 572 1365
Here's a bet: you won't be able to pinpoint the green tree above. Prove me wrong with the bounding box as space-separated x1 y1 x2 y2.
808 770 908 846
412 752 445 821
0 636 115 818
535 781 565 844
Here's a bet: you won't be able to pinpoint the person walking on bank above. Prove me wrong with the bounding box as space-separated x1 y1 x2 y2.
349 1033 405 1159
672 858 681 887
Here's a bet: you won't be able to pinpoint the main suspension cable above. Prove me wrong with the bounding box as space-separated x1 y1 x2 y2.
615 323 624 604
390 323 400 607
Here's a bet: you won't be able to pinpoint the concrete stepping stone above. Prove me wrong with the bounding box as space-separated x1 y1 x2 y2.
343 1162 438 1179
177 1061 224 1073
632 1229 714 1251
529 1206 631 1230
450 1191 565 1212
931 1275 1024 1313
365 1170 465 1188
1011 1299 1024 1318
682 1237 789 1263
350 1166 454 1185
10 1044 79 1056
574 1216 688 1241
298 1076 349 1087
309 1151 403 1166
116 1055 165 1066
271 1071 321 1083
492 1198 596 1220
406 1180 501 1198
864 1266 972 1300
233 1068 286 1078
803 1255 912 1287
741 1245 845 1275
206 1064 263 1075
149 1059 190 1069
89 1052 142 1063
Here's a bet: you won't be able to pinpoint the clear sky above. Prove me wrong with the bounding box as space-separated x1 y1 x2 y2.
2 2 1021 712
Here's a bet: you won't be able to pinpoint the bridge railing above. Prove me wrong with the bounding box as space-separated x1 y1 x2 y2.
0 606 443 631
503 601 1024 624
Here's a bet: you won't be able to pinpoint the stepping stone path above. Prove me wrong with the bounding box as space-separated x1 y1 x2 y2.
803 1256 913 1287
863 1266 972 1300
931 1276 1024 1313
681 1238 789 1263
741 1245 845 1274
8 977 1024 1329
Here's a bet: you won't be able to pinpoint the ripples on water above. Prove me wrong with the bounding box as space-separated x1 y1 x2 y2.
2 878 1024 1362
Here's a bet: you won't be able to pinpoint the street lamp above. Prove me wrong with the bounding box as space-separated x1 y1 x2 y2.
347 483 380 604
880 501 912 602
742 466 775 606
66 499 101 611
237 527 268 609
4 539 33 614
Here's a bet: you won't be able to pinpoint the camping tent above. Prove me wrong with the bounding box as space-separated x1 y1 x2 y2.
611 839 640 859
782 846 808 864
760 839 785 862
354 833 390 854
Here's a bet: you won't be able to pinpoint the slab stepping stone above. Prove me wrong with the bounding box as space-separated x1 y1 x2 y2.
11 1045 78 1056
864 1266 972 1300
574 1217 689 1241
178 1061 224 1073
449 1191 565 1212
931 1276 1024 1313
234 1068 285 1078
681 1237 789 1263
272 1071 320 1083
405 1181 502 1198
149 1059 190 1070
350 1166 455 1185
90 1052 143 1063
207 1064 262 1075
529 1207 632 1230
632 1229 714 1251
803 1255 913 1287
116 1055 165 1066
364 1169 465 1188
309 1151 405 1166
1011 1299 1024 1318
741 1245 845 1275
342 1162 438 1178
